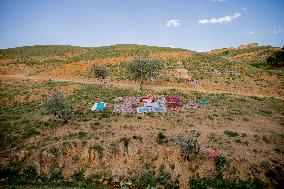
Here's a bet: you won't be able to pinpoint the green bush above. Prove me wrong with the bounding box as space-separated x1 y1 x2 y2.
266 50 284 66
156 132 167 144
224 130 239 137
43 90 71 122
189 173 265 189
23 129 40 138
90 64 108 79
140 168 156 187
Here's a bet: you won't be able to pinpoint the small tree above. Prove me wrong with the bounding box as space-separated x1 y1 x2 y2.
43 90 71 122
90 64 108 79
126 51 164 90
90 64 109 87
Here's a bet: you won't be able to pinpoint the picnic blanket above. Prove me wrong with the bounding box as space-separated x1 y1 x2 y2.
144 102 160 108
140 98 153 103
140 93 158 103
113 104 132 113
166 96 182 110
91 101 106 112
198 100 208 105
136 107 152 113
124 96 139 105
157 97 167 105
152 106 167 113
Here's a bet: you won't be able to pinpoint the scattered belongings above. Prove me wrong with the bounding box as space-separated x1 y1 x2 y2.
91 101 106 112
124 96 139 105
94 94 208 114
190 102 200 108
166 96 182 110
140 97 153 103
208 151 220 158
140 93 158 103
149 72 156 78
113 104 132 113
229 71 239 77
114 96 123 103
198 100 209 105
136 107 152 113
190 78 198 84
157 96 167 106
152 106 167 113
144 102 160 108
214 69 223 75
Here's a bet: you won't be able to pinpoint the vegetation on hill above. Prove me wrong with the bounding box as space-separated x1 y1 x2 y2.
266 48 284 66
0 44 283 188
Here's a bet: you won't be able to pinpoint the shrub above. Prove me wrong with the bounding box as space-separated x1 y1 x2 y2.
50 168 64 183
121 137 130 153
140 168 156 187
156 132 167 144
172 131 201 161
90 64 108 79
266 50 284 66
43 90 71 122
189 173 265 189
224 130 239 137
214 154 227 172
23 129 40 138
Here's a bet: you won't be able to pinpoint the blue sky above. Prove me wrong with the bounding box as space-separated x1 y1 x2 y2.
0 0 283 51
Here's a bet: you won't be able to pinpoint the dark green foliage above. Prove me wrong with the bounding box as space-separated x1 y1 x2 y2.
43 90 71 122
265 166 284 189
156 132 167 144
189 173 265 189
258 109 272 115
0 163 38 185
140 168 157 187
126 51 164 90
23 129 40 138
71 168 87 187
50 168 64 183
266 50 284 66
224 130 239 137
71 168 85 182
214 154 227 172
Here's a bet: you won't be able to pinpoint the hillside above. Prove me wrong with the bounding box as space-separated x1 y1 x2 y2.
0 44 283 99
0 44 283 188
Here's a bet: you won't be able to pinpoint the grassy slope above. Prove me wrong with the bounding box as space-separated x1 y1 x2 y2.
0 45 283 188
0 79 283 188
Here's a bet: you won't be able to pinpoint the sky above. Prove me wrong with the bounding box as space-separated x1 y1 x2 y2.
0 0 284 51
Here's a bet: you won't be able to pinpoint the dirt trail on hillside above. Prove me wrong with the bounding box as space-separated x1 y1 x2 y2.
0 74 283 100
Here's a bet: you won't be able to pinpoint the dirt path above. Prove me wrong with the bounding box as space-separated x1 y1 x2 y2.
0 74 283 100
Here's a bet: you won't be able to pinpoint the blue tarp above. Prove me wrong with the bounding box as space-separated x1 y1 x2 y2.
91 102 106 112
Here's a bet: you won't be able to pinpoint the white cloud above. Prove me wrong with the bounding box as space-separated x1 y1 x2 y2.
272 29 283 34
198 13 241 24
240 7 247 10
248 31 254 35
212 0 227 2
166 19 181 27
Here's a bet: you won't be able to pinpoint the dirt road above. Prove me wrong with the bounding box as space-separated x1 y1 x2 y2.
0 74 283 100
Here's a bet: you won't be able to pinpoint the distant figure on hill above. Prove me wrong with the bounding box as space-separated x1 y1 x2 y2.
104 78 108 88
